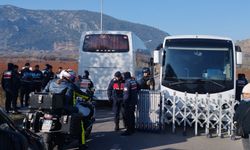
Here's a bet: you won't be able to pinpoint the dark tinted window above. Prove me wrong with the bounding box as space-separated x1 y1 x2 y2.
83 34 129 53
162 38 234 94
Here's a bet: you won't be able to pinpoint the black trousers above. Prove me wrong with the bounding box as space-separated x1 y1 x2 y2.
5 91 12 112
113 100 125 126
124 104 135 132
20 85 31 107
12 94 18 111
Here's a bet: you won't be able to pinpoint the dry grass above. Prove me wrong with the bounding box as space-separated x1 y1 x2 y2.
0 57 78 107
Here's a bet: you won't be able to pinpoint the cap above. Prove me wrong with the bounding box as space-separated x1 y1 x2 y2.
142 67 150 74
7 63 14 70
242 83 250 94
123 72 131 80
114 71 122 78
84 70 89 77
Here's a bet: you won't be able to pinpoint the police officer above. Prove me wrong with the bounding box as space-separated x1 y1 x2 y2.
234 83 250 150
42 64 54 89
107 71 125 131
122 71 138 136
12 65 21 113
44 70 89 149
139 67 155 90
32 65 44 92
236 73 248 101
20 63 32 107
1 63 15 113
80 70 95 98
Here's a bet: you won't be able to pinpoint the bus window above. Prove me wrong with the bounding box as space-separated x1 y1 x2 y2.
83 34 129 53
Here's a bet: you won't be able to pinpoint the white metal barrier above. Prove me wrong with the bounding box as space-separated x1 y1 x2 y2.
136 90 238 138
163 91 238 137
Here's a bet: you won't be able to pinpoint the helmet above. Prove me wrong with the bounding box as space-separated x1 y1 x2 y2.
242 83 250 94
59 70 71 79
142 67 150 74
123 72 131 80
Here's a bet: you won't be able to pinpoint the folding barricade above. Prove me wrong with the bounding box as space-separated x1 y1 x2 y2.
162 91 238 138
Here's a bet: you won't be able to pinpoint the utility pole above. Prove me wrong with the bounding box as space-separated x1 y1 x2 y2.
100 0 103 31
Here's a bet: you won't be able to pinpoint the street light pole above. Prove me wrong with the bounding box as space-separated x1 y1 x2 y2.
100 0 103 31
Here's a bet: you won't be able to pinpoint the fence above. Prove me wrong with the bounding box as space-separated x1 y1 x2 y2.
135 90 162 132
135 90 238 138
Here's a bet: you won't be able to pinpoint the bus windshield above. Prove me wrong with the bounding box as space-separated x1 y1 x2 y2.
162 39 234 94
82 34 129 53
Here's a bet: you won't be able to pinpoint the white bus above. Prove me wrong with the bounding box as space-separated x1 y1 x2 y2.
153 35 242 102
78 31 152 100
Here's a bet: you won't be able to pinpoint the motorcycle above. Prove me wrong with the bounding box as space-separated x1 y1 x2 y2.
22 92 96 150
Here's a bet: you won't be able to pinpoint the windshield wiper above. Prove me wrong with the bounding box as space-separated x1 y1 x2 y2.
198 79 225 89
167 79 225 89
167 80 195 86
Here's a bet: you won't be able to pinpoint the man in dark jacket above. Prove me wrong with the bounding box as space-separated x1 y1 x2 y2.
236 73 248 101
234 83 250 150
121 71 138 136
139 67 155 90
32 65 43 92
107 71 125 131
20 63 32 107
12 65 21 113
1 63 15 113
80 70 95 98
42 64 54 89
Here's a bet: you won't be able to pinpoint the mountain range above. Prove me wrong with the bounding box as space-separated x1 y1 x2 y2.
0 5 168 59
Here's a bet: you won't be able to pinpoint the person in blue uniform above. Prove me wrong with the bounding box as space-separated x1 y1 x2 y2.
121 71 139 136
139 67 155 90
236 73 248 101
20 63 32 107
32 65 44 92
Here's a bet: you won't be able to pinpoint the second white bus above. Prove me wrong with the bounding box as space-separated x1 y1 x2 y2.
78 31 152 100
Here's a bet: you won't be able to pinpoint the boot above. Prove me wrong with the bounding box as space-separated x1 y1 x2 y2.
114 124 119 131
123 120 127 129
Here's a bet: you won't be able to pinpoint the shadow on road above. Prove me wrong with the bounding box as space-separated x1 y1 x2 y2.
88 105 190 150
88 130 188 150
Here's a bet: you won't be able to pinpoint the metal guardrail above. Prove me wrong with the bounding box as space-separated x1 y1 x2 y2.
136 90 238 138
135 90 163 132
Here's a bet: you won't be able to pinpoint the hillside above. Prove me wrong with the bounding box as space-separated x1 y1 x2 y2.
236 39 250 69
0 5 168 59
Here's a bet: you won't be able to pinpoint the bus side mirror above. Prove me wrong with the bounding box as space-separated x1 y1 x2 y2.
153 50 160 64
235 45 242 65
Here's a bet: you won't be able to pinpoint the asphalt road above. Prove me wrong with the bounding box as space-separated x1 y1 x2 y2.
87 106 243 150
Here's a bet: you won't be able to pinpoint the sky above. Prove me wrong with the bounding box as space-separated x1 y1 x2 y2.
0 0 250 41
